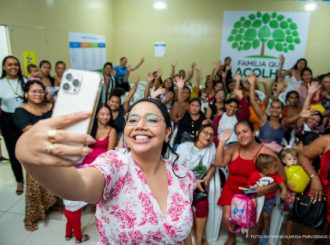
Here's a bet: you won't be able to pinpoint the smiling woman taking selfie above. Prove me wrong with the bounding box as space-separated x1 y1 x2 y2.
15 98 195 244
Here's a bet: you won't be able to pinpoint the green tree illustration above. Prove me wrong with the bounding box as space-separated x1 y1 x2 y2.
227 12 301 56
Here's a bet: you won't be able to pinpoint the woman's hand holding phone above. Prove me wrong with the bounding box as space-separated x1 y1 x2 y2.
16 112 96 167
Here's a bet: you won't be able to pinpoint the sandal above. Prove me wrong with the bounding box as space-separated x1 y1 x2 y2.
76 234 90 243
24 222 38 231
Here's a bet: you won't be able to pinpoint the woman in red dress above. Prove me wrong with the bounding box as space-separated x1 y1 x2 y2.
215 120 284 245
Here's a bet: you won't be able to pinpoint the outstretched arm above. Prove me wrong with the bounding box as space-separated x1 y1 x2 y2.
248 73 266 124
130 57 145 72
295 81 320 128
144 73 154 98
124 77 140 113
185 62 196 84
171 62 176 78
174 76 186 103
277 54 292 78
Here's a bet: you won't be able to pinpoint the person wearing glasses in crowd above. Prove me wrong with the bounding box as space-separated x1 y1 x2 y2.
15 98 195 244
13 80 60 231
175 124 217 245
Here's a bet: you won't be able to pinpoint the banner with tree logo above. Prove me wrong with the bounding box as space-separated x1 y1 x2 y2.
220 11 310 78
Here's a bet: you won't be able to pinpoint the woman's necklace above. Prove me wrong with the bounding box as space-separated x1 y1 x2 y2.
5 78 20 100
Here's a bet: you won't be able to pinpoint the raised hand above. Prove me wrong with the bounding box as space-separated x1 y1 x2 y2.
212 61 219 70
233 88 243 99
127 65 132 72
219 129 232 143
151 87 166 98
171 62 177 67
308 81 321 95
300 109 316 118
174 76 185 89
247 72 257 85
233 72 241 82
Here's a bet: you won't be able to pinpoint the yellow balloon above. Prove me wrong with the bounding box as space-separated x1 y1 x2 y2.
310 103 325 113
285 165 310 193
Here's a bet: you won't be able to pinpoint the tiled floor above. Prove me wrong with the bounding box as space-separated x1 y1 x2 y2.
0 161 251 245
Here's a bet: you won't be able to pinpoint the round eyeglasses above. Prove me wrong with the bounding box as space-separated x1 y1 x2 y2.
125 113 164 127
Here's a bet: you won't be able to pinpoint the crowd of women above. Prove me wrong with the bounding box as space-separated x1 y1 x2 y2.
0 54 329 244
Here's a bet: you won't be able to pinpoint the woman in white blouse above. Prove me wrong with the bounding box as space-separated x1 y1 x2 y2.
0 55 26 195
175 124 217 245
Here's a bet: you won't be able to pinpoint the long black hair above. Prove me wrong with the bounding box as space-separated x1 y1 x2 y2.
127 98 183 178
39 60 55 86
90 104 113 138
1 55 25 94
292 58 307 70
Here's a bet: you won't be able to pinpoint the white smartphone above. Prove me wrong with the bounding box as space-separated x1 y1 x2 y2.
52 69 103 162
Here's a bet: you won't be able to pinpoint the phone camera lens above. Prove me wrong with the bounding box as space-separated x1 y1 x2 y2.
72 79 80 87
63 83 70 90
65 73 73 81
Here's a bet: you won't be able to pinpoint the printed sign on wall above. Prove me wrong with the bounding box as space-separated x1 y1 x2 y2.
69 32 106 71
220 11 310 78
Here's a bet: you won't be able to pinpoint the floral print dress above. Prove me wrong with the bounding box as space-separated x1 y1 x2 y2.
90 150 195 244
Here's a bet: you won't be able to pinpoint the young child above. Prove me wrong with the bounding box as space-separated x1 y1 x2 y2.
248 153 287 244
27 64 41 81
63 199 90 243
278 148 309 215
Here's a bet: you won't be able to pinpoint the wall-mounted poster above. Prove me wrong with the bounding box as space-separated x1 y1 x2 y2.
69 32 106 71
220 11 310 78
22 51 37 75
154 42 166 58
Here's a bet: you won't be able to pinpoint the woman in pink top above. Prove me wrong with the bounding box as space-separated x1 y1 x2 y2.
80 105 117 166
15 98 195 244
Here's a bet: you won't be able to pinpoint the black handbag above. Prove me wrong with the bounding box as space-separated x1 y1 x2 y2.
290 161 329 230
290 193 327 230
193 182 208 205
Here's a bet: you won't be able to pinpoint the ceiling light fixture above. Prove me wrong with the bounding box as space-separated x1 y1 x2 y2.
153 1 167 10
304 2 317 11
